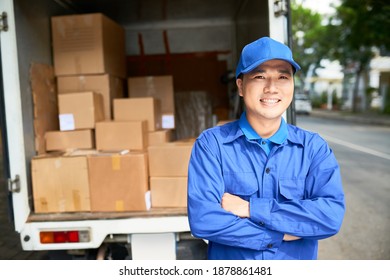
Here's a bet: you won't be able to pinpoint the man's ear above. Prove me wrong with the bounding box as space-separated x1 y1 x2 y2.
236 78 243 97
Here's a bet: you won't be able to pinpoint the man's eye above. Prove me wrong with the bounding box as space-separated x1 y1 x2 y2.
254 75 264 79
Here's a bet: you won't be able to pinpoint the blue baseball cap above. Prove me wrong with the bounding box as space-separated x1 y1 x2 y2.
235 37 301 79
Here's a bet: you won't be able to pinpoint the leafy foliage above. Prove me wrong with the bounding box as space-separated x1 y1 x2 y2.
290 2 324 83
291 0 390 112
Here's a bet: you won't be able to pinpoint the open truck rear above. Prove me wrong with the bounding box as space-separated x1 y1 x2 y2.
0 0 293 259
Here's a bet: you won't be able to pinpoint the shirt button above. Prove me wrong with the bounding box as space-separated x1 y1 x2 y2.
259 221 264 226
265 167 270 174
261 141 266 145
267 244 273 249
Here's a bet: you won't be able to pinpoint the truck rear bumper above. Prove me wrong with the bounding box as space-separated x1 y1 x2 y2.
20 208 190 256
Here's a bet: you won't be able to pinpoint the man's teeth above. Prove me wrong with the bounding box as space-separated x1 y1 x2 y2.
261 99 279 104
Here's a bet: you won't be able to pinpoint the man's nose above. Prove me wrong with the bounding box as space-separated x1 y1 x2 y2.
264 79 278 93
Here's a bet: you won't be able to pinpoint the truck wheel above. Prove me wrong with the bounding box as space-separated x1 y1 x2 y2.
176 239 207 260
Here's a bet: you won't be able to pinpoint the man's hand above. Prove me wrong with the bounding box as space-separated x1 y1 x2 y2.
283 234 301 241
221 193 250 218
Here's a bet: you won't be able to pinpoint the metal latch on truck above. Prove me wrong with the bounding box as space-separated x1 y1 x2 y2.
0 12 8 32
8 175 20 193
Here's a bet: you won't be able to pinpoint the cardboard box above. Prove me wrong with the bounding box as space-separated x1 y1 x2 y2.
150 177 187 208
51 13 126 78
31 154 90 213
30 63 59 155
95 120 148 151
45 129 95 152
57 74 125 120
58 91 104 130
113 97 162 132
148 129 173 146
88 152 150 212
128 76 175 128
148 140 194 177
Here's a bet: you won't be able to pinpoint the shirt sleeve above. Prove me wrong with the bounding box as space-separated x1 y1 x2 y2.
249 138 346 240
187 135 284 251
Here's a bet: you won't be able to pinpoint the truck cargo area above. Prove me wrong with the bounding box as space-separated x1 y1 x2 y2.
0 0 290 259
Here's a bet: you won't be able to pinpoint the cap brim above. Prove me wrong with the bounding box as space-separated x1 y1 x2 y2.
240 58 301 76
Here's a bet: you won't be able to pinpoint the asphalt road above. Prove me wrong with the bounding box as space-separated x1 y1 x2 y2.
296 114 390 260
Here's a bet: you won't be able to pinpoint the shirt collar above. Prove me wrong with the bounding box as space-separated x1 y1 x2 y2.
223 112 304 147
238 112 260 140
271 118 288 144
237 112 287 144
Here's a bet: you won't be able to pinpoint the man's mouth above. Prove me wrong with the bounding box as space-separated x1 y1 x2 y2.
260 98 281 105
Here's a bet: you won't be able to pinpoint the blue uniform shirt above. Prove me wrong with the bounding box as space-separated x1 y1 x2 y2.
187 113 345 260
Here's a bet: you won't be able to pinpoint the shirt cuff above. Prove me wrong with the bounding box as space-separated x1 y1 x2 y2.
249 197 284 250
249 197 272 226
259 227 284 251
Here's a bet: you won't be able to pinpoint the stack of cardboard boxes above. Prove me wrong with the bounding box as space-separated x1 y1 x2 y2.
31 13 193 214
148 140 194 208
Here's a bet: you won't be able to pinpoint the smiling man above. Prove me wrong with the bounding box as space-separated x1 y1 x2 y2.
187 37 346 260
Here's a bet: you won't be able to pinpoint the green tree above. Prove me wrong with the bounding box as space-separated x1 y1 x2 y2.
290 2 325 91
291 0 390 113
324 0 390 112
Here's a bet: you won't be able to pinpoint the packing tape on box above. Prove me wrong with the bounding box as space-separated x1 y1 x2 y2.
146 76 156 95
58 199 66 212
73 189 81 211
111 155 121 170
77 76 86 90
39 197 48 212
115 200 124 211
54 158 62 169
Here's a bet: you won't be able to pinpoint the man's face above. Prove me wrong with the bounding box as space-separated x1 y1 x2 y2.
236 59 294 122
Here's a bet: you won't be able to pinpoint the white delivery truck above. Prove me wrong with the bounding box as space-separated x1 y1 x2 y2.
0 0 293 260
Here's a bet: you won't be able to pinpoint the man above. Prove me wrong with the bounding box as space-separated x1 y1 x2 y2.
187 37 345 260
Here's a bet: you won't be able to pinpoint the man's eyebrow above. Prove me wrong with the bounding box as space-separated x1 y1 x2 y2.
252 69 265 74
254 68 293 75
279 69 293 75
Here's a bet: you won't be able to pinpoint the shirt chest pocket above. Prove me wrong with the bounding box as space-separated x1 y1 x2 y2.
278 178 305 201
223 171 258 197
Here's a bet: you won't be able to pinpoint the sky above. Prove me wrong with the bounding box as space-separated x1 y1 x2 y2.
297 0 341 15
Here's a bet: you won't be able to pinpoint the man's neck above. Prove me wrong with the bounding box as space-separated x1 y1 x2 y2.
247 116 281 139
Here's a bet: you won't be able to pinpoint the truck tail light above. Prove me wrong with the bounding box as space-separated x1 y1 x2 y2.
40 230 90 244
